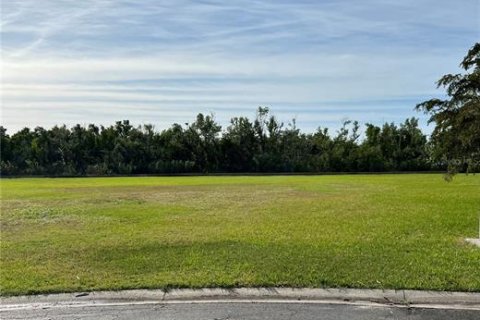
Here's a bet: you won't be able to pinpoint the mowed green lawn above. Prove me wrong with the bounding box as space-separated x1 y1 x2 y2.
1 174 479 295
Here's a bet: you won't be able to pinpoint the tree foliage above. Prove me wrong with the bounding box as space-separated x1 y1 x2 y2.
1 108 440 176
416 43 480 175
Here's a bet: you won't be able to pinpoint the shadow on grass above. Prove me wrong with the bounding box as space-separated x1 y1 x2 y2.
2 239 480 296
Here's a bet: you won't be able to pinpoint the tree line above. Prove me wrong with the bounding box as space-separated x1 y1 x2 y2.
1 107 447 176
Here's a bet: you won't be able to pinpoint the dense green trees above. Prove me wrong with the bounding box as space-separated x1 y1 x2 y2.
1 107 446 176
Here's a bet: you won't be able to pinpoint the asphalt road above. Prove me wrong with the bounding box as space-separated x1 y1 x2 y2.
2 301 479 320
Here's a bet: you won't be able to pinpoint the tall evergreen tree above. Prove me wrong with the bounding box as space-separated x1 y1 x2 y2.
416 43 480 175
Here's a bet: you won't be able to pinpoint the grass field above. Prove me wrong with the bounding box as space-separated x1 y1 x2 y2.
1 174 479 295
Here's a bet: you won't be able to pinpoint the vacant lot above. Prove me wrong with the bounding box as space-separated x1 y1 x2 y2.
1 174 479 295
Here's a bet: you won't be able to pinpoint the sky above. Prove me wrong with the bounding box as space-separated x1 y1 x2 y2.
1 0 479 134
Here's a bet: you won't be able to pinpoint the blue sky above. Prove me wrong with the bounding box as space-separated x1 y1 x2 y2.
1 0 478 133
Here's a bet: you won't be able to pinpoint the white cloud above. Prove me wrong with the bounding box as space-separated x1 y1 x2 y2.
1 0 476 133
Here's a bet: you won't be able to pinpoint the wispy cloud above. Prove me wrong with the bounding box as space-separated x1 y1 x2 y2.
1 0 478 132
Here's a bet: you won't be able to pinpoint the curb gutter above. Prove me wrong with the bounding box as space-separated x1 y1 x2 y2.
1 288 479 310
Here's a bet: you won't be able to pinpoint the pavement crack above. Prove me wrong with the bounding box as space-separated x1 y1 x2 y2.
75 293 89 298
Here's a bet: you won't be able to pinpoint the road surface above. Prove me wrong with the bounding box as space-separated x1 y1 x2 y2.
2 300 479 320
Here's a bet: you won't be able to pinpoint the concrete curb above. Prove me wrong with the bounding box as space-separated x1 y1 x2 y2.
465 238 480 247
2 288 480 309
